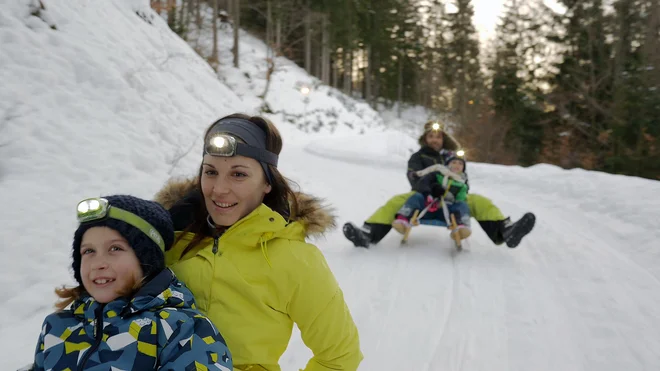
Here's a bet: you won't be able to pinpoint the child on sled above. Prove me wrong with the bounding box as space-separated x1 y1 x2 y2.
392 154 471 241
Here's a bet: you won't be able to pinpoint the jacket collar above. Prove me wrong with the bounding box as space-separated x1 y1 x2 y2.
211 203 301 247
419 146 442 157
71 269 194 321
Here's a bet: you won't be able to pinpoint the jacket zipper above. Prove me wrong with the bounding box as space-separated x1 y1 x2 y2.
79 304 105 370
212 236 219 254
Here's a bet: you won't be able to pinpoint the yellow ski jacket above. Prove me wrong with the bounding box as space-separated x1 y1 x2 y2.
155 179 362 371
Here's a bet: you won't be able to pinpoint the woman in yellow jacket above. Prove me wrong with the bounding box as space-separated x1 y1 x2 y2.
154 113 362 371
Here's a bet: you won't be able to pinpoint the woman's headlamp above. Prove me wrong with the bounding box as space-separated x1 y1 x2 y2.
204 133 278 166
76 198 165 252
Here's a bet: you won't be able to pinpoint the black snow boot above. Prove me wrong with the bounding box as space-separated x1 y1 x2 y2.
342 222 372 248
502 212 536 248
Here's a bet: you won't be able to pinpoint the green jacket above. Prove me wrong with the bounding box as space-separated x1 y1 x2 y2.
412 169 468 203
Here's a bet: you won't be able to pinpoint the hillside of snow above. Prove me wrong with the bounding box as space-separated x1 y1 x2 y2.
182 8 386 136
2 1 660 371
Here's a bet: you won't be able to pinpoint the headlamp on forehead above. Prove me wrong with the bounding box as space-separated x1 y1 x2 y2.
204 133 278 166
206 134 237 157
76 197 165 252
456 149 465 157
426 121 445 133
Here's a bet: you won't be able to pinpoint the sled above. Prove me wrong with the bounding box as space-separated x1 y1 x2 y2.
400 198 464 250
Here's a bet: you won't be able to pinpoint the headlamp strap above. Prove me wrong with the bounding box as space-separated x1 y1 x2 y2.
107 207 166 252
234 142 278 166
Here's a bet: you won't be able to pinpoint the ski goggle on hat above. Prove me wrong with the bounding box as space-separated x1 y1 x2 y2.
203 117 279 183
76 198 165 252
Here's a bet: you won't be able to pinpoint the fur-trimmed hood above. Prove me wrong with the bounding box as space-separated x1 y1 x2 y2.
153 177 336 237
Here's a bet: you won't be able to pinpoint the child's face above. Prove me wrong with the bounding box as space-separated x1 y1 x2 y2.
80 227 143 303
448 159 465 173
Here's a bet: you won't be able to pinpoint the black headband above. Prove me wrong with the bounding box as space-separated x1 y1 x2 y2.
204 117 278 182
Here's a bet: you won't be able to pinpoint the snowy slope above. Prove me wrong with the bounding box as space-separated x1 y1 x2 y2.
2 1 660 371
0 0 250 362
183 6 386 137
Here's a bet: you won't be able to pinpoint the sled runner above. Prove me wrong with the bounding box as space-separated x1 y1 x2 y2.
400 197 466 250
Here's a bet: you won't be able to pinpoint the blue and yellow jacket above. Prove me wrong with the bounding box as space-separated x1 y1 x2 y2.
32 269 232 371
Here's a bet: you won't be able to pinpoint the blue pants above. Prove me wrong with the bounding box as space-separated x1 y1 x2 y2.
396 192 471 227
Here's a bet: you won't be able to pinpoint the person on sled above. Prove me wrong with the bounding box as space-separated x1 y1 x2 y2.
392 154 471 241
342 120 535 248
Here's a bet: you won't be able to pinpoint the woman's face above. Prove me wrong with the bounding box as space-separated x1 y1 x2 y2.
200 154 272 227
425 131 444 151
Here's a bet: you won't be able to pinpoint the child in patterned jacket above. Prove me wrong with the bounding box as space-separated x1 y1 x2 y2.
30 195 232 371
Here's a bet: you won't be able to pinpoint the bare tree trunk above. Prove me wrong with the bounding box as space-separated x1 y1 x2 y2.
365 45 372 102
210 0 219 68
457 74 466 126
195 0 202 28
372 49 380 105
315 42 322 78
167 0 176 28
266 0 272 49
275 3 282 55
186 0 194 23
644 0 660 79
260 0 274 100
354 49 362 98
397 55 403 117
304 8 312 73
343 49 352 95
332 54 339 89
232 0 240 68
321 14 330 84
612 0 632 120
178 0 186 37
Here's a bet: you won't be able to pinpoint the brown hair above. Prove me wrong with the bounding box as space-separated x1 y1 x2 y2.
54 285 86 311
174 113 300 258
53 276 143 311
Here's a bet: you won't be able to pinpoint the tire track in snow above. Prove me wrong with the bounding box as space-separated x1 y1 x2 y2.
372 249 407 352
424 251 461 371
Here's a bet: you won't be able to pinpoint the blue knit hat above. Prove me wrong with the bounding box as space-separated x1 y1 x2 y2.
445 155 467 173
71 195 175 286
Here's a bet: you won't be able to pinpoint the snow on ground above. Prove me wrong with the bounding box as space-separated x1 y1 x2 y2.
286 139 660 371
2 1 660 370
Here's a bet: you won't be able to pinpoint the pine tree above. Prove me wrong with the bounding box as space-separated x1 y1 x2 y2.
443 0 482 127
548 0 612 168
491 0 546 165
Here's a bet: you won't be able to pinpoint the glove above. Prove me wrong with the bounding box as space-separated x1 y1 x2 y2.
425 195 439 212
431 183 446 198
